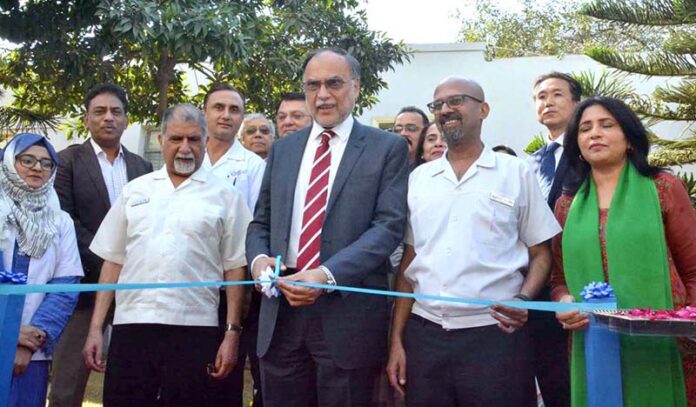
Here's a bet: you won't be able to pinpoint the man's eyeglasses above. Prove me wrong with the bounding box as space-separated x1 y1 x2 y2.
427 94 483 113
244 126 272 136
302 78 351 92
392 124 421 133
277 112 307 122
16 154 55 171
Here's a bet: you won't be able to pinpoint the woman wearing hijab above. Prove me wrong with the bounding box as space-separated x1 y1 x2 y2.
549 97 696 406
1 133 83 407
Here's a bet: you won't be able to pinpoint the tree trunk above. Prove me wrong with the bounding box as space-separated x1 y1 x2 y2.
155 49 175 122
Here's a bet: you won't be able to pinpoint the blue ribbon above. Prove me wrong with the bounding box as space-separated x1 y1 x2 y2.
0 280 609 313
0 276 612 404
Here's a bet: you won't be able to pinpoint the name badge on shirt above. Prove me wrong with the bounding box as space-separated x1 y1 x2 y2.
489 192 514 207
129 197 150 207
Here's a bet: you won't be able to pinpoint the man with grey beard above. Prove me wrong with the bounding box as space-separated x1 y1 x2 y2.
387 77 560 406
82 104 252 405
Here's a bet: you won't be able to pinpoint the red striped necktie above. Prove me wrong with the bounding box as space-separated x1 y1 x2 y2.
296 129 335 273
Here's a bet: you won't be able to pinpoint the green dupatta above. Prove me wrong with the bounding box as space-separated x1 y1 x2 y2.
562 162 686 407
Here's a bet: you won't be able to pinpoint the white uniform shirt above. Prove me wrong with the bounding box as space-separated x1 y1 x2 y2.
405 148 561 329
203 140 266 212
3 210 84 360
90 166 251 327
90 138 128 205
285 116 353 268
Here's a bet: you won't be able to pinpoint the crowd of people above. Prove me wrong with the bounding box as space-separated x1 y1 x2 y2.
3 47 696 407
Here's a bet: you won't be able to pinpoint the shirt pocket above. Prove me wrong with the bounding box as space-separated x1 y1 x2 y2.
125 195 153 237
179 205 224 240
471 190 517 247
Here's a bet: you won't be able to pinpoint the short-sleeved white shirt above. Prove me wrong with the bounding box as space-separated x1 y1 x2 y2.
405 147 561 329
203 140 266 212
2 210 84 360
90 166 251 327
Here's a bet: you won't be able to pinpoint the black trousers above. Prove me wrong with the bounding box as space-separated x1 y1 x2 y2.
529 289 570 407
259 299 378 407
218 291 263 407
403 315 536 407
104 324 222 407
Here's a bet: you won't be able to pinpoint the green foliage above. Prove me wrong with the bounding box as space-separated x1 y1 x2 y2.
0 0 410 131
580 0 696 166
572 70 638 100
0 89 60 138
456 0 662 60
676 172 696 208
523 133 545 155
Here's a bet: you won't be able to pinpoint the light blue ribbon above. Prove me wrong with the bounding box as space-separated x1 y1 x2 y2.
0 280 609 313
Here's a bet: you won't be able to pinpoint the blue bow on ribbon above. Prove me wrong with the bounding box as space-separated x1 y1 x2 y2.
581 281 623 407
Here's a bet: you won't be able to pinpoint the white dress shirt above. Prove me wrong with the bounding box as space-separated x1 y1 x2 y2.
404 147 561 329
284 116 353 268
203 140 266 212
90 138 128 205
3 210 84 360
90 166 251 327
552 133 564 169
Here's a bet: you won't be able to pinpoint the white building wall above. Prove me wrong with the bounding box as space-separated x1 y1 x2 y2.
357 42 694 174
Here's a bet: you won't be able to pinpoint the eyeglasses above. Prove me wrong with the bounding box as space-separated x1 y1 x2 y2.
244 126 271 136
302 78 351 92
16 154 54 171
392 124 421 133
427 94 483 113
277 112 308 122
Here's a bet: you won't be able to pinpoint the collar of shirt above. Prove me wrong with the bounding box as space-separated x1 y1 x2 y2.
204 139 256 168
427 145 496 185
308 115 354 143
153 164 210 187
90 137 124 159
550 133 565 147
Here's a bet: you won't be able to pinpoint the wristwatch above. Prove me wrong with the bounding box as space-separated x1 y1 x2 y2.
514 294 531 301
318 265 336 293
224 323 243 333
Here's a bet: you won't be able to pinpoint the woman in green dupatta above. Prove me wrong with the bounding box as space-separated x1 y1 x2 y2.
548 96 696 407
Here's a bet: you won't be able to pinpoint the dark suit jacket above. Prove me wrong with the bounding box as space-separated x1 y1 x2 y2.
531 146 568 210
246 120 409 369
55 139 153 291
547 152 567 210
531 147 567 303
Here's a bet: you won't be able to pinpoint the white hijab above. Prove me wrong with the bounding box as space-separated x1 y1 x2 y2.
0 135 59 258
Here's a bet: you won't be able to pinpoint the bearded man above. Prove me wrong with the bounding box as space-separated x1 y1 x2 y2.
386 77 561 406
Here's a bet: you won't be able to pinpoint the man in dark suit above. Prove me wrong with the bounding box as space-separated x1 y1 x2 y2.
528 72 582 407
246 48 409 407
49 83 153 407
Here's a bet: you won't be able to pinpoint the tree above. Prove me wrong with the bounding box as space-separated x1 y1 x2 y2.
456 0 661 60
580 0 696 167
0 0 409 129
0 89 60 138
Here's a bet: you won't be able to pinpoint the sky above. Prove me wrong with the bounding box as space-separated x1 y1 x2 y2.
363 0 524 44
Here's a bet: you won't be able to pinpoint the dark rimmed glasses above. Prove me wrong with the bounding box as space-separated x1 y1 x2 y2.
16 154 55 171
302 78 351 92
427 94 484 113
392 124 422 133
